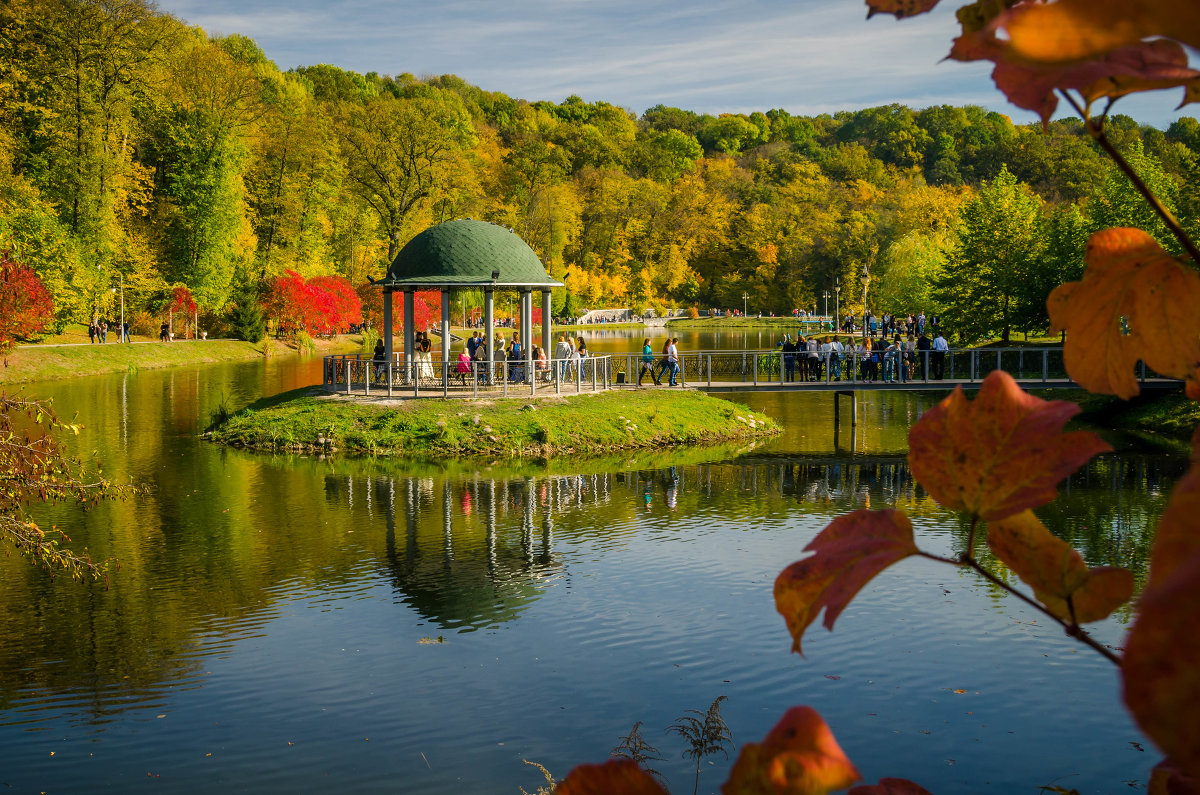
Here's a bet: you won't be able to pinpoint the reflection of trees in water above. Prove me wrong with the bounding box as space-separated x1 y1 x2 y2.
323 472 615 631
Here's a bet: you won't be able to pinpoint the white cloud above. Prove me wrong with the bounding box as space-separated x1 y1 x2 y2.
158 0 1194 127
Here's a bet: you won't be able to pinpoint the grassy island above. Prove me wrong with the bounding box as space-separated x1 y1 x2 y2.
208 387 779 459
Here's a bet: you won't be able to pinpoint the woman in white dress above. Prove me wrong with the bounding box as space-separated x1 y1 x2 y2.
414 331 435 379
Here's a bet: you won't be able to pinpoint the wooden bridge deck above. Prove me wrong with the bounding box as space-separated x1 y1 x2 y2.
662 378 1183 394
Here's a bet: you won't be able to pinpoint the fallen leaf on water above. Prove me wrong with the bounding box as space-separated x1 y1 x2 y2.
953 690 967 694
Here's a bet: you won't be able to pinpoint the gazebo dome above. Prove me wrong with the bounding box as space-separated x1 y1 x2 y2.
382 219 560 289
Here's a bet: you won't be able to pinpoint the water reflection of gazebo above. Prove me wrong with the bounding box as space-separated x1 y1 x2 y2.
376 219 562 386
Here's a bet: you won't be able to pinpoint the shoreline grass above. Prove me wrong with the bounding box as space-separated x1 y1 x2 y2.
4 335 361 385
208 387 779 459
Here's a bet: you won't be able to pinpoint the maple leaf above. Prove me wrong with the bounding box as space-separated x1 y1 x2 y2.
907 371 1111 522
849 778 935 795
556 759 668 795
950 34 1200 127
1122 550 1200 782
1146 461 1200 592
997 0 1200 65
722 706 860 795
775 509 917 656
1047 228 1200 400
987 510 1133 623
864 0 941 19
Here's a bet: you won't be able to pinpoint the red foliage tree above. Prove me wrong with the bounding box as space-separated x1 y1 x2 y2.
0 251 53 355
264 271 364 336
168 285 197 339
356 282 383 329
309 276 362 333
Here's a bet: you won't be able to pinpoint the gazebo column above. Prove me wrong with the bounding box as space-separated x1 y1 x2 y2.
440 289 450 386
403 289 414 382
521 289 533 383
383 289 393 359
541 289 551 360
485 287 495 384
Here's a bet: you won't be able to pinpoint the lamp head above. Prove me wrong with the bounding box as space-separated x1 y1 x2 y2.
491 270 500 282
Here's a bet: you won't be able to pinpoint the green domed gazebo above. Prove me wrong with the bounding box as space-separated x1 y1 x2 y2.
375 219 562 381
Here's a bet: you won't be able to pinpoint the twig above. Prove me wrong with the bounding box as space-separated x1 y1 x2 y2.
1061 89 1200 263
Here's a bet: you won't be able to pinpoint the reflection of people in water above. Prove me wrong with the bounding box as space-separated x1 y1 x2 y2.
644 489 652 511
460 488 472 515
665 466 678 511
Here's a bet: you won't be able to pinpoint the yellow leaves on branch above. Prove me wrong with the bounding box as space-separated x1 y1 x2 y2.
987 510 1132 624
907 371 1111 522
1048 228 1200 400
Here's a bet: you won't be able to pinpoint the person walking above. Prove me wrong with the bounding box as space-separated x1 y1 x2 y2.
666 337 680 386
932 331 949 380
782 336 797 382
637 337 660 386
88 322 96 344
372 337 387 379
554 334 574 381
100 320 108 343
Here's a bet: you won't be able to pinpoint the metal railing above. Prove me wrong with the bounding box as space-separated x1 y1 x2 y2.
611 346 1162 388
322 353 616 398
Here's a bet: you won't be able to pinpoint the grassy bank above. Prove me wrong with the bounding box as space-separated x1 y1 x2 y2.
3 336 361 385
208 387 778 459
1030 387 1198 445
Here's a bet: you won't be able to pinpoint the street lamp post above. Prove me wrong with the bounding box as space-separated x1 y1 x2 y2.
822 290 830 325
742 292 748 318
859 265 870 340
834 278 840 332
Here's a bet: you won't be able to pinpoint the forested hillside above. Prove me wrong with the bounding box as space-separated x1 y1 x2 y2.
3 0 1198 340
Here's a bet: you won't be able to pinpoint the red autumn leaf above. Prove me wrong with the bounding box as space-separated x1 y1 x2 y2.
907 371 1111 522
849 778 935 795
988 511 1132 623
1122 551 1200 782
1048 228 1200 400
864 0 941 20
1147 462 1200 591
997 0 1200 66
988 40 1200 127
775 509 917 656
722 706 860 795
557 759 668 795
1148 758 1199 795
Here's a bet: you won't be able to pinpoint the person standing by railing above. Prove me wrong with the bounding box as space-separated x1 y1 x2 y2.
638 337 660 386
667 337 680 386
554 334 574 381
933 331 949 380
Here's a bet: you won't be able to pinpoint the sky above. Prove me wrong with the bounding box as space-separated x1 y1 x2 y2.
155 0 1193 129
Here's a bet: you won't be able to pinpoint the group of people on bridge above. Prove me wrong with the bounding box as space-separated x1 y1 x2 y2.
779 330 950 382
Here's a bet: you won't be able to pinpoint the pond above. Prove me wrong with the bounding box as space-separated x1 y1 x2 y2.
0 331 1182 794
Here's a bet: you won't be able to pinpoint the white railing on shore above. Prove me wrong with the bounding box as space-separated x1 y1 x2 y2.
322 354 616 398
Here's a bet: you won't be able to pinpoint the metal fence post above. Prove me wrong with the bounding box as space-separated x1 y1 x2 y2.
1043 349 1049 383
443 360 448 399
997 349 1002 378
753 353 758 387
503 360 508 398
680 354 686 387
473 362 479 397
387 359 393 397
924 350 930 382
413 359 418 398
345 359 351 395
592 358 597 391
365 357 371 396
708 353 712 390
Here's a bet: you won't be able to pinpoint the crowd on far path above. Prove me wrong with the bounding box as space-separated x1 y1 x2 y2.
778 326 951 383
88 320 130 344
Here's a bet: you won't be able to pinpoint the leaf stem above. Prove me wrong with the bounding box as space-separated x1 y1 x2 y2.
1061 89 1200 263
917 548 1121 667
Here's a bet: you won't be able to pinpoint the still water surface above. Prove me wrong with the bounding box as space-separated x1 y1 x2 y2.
0 331 1183 794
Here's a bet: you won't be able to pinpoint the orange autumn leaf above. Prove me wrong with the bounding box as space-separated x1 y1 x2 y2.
557 759 668 795
722 706 860 795
1147 462 1200 591
998 0 1200 65
1067 566 1135 624
1047 228 1200 400
849 778 935 795
865 0 941 19
987 511 1089 600
1122 551 1200 782
775 509 917 656
988 511 1132 622
1148 758 1198 795
907 371 1111 522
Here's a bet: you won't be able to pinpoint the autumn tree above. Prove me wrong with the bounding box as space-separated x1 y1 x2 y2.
0 251 53 355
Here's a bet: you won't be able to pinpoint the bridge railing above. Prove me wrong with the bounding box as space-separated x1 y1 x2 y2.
321 353 616 398
607 347 1158 388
